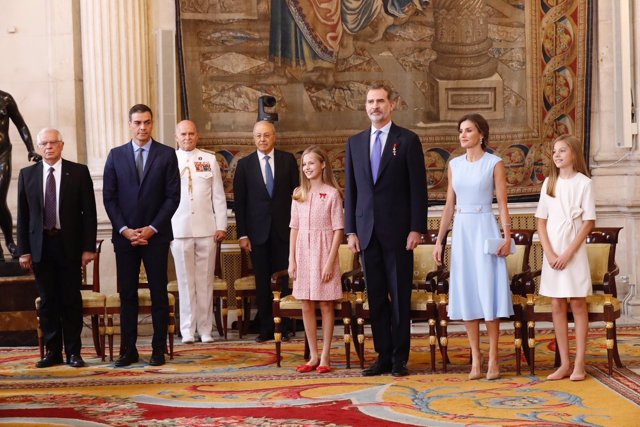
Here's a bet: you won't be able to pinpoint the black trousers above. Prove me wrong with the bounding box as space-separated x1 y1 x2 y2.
33 232 83 357
249 229 290 337
116 242 170 352
362 233 413 365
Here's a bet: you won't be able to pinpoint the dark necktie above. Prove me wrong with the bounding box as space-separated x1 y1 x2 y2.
264 155 274 197
44 167 56 230
136 147 144 181
371 130 382 184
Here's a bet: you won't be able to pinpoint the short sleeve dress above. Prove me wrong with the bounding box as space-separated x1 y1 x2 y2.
535 173 596 297
448 153 514 321
290 184 344 301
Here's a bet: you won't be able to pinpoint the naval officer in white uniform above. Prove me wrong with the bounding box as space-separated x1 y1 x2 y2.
170 120 227 343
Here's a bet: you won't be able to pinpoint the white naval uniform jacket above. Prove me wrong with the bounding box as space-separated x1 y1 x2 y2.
171 148 227 238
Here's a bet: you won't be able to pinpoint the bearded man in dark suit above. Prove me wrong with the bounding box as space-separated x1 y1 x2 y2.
344 81 427 377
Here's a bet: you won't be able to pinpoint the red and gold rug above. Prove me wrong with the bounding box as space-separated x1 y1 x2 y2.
0 327 638 426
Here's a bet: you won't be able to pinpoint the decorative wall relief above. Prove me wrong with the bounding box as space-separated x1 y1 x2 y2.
178 0 591 204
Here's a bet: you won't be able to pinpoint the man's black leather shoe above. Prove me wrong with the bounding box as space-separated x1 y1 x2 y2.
36 351 64 368
281 331 293 342
362 360 392 376
68 354 86 368
254 334 271 343
148 349 166 366
392 362 409 377
114 350 139 367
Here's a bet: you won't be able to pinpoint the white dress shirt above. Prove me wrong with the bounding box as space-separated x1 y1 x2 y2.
41 159 62 229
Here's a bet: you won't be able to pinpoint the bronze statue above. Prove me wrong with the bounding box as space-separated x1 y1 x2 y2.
0 90 41 259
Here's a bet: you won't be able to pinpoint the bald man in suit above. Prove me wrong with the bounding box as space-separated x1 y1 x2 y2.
233 120 299 342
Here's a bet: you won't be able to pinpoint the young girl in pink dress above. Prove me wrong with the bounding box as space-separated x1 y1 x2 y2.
288 146 344 373
535 134 595 381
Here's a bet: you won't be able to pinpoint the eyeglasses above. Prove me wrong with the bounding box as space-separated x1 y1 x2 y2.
38 140 62 147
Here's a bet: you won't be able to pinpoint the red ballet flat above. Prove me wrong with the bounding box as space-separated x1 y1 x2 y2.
316 365 331 374
296 363 319 373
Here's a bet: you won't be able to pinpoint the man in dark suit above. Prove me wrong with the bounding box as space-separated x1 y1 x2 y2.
103 104 180 367
233 120 299 342
345 82 427 377
17 128 97 368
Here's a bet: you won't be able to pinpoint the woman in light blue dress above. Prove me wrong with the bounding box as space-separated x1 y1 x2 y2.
433 113 513 380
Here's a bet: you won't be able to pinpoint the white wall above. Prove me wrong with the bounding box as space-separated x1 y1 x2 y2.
590 3 640 301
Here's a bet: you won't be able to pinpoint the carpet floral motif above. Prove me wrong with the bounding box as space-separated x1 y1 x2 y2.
0 328 638 426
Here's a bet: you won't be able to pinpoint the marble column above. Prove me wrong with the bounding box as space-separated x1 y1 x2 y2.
80 0 152 173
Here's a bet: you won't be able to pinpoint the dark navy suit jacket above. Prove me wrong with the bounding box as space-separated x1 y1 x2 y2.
233 149 299 245
344 122 427 249
17 159 97 262
103 140 180 250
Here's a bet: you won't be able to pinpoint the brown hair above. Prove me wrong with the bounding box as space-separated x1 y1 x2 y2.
366 81 398 102
293 145 342 202
546 134 590 197
457 113 490 150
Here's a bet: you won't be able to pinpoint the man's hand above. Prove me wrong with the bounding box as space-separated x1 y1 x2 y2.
81 251 95 266
129 226 155 246
239 238 252 252
406 231 421 250
28 151 42 162
347 234 360 253
122 227 148 246
214 230 226 243
19 254 32 271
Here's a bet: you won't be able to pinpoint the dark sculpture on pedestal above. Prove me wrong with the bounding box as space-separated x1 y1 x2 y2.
0 90 41 263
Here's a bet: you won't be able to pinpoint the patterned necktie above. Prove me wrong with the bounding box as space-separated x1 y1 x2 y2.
136 147 144 181
371 130 382 184
44 167 56 230
264 155 274 197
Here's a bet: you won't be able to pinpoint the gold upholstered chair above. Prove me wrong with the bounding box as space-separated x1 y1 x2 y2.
232 245 257 338
410 230 449 372
522 227 624 375
270 243 360 368
352 230 448 371
35 240 105 359
435 229 534 375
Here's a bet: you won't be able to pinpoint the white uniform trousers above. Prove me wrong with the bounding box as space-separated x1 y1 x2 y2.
170 237 216 339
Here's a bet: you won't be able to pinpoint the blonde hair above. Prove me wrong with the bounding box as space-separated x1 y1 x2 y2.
292 145 342 202
546 134 590 197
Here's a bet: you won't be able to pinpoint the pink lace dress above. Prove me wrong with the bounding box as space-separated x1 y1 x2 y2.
290 184 344 301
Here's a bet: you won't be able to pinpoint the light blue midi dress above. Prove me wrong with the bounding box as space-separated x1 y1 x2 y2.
447 153 514 321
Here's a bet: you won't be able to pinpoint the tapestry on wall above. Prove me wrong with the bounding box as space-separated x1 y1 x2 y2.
177 0 591 204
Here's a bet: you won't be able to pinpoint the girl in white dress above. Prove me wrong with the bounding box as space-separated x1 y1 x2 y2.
535 134 596 381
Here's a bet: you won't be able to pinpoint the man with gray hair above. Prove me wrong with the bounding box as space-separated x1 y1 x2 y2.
17 128 97 368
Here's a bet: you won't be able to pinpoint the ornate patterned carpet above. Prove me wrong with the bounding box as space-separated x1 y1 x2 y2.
0 327 638 426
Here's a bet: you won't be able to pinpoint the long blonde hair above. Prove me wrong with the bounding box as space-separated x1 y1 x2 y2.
292 145 342 202
546 134 590 197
